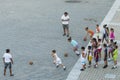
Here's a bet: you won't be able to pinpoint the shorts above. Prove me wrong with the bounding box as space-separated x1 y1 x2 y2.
81 59 86 65
98 48 102 53
4 62 12 69
62 24 69 30
109 47 113 52
56 58 62 66
88 56 92 61
113 55 118 61
95 58 99 62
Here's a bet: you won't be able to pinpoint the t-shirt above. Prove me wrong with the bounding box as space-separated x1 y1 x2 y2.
88 30 94 36
113 49 118 57
3 53 12 63
61 15 70 25
71 40 78 47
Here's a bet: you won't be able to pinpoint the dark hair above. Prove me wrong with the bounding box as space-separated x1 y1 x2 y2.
68 37 72 41
96 24 99 26
81 46 85 50
6 49 10 53
103 24 107 28
88 46 92 50
115 45 118 49
64 12 68 15
103 43 107 47
85 27 88 30
98 39 101 42
52 50 56 53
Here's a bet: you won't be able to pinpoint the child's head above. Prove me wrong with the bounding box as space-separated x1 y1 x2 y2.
103 43 107 48
52 50 56 54
96 24 99 27
88 46 92 50
110 28 114 32
81 46 85 51
115 45 118 49
103 24 107 28
110 39 113 43
68 37 72 42
85 27 88 31
98 39 101 42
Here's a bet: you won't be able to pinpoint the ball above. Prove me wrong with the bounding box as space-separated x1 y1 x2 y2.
29 61 33 65
64 53 68 57
83 37 87 41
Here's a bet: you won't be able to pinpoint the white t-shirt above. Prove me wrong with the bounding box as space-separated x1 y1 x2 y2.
61 15 70 25
3 53 12 63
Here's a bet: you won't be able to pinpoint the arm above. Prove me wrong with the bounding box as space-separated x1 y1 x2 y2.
3 58 5 64
10 58 13 64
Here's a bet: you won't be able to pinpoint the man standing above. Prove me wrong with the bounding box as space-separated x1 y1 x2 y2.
3 49 14 76
61 12 70 37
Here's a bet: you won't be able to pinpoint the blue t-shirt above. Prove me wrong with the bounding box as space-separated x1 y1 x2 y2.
71 40 78 47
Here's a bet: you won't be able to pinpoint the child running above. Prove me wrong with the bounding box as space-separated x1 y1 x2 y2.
87 46 93 68
84 27 94 40
80 47 87 71
51 50 66 70
68 37 80 56
112 45 118 69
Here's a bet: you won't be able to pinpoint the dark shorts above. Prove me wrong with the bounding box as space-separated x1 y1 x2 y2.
62 24 69 30
4 62 12 69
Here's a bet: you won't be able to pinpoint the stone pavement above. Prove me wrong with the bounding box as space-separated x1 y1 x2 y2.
76 0 120 80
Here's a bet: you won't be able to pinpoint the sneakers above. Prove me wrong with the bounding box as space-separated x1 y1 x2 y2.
56 65 59 68
80 68 84 71
103 65 108 69
111 66 117 69
63 66 66 70
94 64 98 68
10 74 14 76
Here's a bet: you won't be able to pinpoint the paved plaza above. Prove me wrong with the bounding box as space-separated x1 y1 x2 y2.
0 0 115 80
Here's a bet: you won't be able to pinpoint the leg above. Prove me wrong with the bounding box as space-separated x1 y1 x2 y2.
62 25 66 36
4 63 8 76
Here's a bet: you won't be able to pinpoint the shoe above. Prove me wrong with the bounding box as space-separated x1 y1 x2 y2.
76 54 80 56
111 66 117 69
88 65 91 68
80 68 84 71
67 35 69 37
10 74 14 76
56 65 59 68
94 65 98 68
63 67 66 70
63 34 66 36
103 65 108 68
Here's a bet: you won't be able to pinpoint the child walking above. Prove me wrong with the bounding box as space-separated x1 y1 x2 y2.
87 46 93 68
103 44 108 68
68 37 80 56
80 47 87 71
51 50 66 70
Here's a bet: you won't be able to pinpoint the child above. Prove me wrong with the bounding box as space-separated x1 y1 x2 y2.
97 39 102 60
96 24 100 39
87 46 93 68
68 37 80 56
51 50 66 70
103 44 108 68
112 45 118 69
80 47 87 71
85 27 94 40
109 28 115 41
108 39 114 61
93 46 99 68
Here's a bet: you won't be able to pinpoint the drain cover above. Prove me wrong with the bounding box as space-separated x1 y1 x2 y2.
65 0 81 3
105 74 116 79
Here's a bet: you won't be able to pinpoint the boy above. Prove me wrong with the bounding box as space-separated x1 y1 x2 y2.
80 47 86 71
51 50 66 70
68 37 80 56
3 49 14 76
93 46 99 68
87 46 93 68
112 45 118 69
103 44 108 68
85 27 94 40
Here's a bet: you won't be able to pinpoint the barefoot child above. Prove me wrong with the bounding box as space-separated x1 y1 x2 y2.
68 37 80 56
51 50 66 70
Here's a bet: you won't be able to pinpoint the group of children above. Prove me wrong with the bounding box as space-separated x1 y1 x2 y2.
80 24 118 71
51 24 119 71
